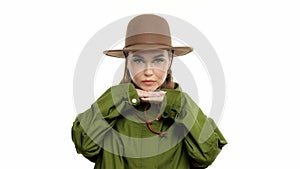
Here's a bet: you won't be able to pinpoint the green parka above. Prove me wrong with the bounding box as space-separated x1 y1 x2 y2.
72 83 227 169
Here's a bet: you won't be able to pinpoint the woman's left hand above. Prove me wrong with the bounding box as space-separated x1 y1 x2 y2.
136 89 166 103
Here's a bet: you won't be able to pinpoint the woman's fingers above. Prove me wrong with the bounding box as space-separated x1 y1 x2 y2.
138 90 166 103
141 96 164 103
137 89 166 98
136 89 147 98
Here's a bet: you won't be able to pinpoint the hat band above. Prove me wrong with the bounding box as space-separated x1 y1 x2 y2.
125 33 172 48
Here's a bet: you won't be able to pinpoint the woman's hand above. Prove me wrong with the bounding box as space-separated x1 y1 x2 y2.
136 89 166 103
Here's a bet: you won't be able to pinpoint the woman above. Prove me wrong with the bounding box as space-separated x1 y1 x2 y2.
72 14 227 169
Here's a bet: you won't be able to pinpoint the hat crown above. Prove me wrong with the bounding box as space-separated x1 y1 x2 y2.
126 14 171 38
125 14 172 48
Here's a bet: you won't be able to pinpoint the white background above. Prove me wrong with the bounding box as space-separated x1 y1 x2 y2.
1 0 299 168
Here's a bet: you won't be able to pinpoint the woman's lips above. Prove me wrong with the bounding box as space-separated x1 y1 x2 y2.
141 80 156 85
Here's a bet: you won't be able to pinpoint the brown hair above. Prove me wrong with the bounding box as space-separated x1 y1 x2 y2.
120 50 175 90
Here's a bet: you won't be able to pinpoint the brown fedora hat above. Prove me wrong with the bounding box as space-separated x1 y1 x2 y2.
103 14 193 58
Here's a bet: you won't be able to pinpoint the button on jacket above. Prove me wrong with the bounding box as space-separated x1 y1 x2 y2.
72 83 227 169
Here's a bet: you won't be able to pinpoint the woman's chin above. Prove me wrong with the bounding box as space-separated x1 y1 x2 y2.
140 85 158 92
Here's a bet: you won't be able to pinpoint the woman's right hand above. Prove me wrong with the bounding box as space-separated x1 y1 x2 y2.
136 89 166 104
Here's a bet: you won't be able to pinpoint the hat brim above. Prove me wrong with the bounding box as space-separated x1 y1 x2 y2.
103 44 193 58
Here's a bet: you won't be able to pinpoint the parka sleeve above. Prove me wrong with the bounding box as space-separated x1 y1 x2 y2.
163 90 227 168
71 83 139 162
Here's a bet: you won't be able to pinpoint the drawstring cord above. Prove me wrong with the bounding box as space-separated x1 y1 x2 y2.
135 104 168 135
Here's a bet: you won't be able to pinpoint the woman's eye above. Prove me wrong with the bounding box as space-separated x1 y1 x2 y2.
153 58 165 63
133 59 144 64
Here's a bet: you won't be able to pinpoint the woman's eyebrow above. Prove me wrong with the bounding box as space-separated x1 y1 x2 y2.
132 54 143 58
153 54 164 58
132 53 164 59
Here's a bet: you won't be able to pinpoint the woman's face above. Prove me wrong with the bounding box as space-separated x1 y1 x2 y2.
127 49 171 91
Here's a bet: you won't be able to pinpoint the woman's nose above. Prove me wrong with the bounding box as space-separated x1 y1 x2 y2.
144 64 153 76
